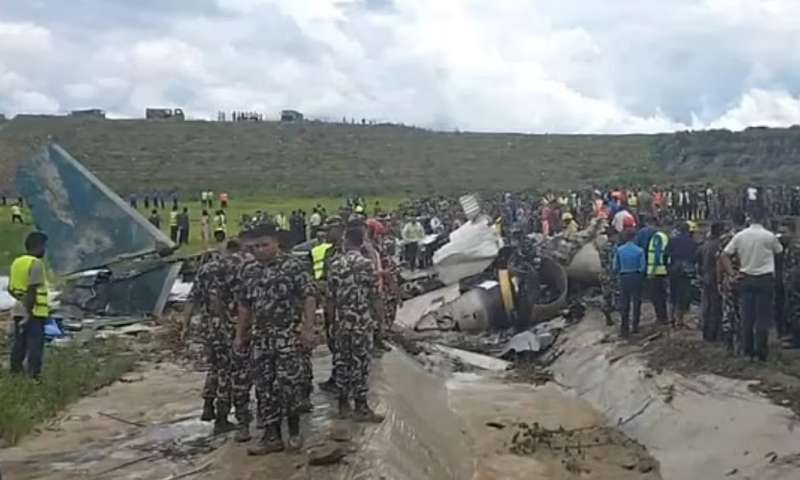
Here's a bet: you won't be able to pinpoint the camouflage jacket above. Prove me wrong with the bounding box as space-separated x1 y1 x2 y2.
189 253 247 323
784 241 800 291
328 249 378 331
239 253 317 338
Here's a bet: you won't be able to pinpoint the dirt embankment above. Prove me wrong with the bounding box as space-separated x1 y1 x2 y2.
642 328 800 417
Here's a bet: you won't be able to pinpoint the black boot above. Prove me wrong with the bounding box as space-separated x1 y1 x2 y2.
247 424 284 456
287 414 303 451
234 422 251 442
374 337 391 352
319 378 339 394
337 397 352 420
200 399 215 422
353 401 384 424
213 403 236 435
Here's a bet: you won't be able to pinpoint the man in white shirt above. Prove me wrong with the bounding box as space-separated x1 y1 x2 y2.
401 217 425 271
721 211 783 361
309 209 323 237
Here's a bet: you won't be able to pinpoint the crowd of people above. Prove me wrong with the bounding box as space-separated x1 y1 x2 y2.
178 207 401 454
475 185 800 361
8 182 799 454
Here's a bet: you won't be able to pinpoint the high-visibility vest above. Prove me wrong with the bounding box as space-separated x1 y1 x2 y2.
311 243 333 280
214 215 227 233
9 255 49 318
169 211 178 227
11 205 22 216
647 231 669 277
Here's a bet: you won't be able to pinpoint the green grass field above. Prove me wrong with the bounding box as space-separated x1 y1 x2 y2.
0 338 136 445
0 195 405 274
0 205 29 275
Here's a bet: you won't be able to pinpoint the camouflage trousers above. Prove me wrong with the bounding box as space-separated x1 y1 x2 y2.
383 294 399 331
599 271 619 318
721 285 742 355
788 287 800 345
333 327 373 403
299 344 313 401
324 307 337 356
201 323 252 424
253 335 305 427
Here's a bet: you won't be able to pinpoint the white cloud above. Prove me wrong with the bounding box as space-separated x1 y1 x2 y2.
7 90 60 113
701 89 800 130
0 21 53 54
2 1 800 132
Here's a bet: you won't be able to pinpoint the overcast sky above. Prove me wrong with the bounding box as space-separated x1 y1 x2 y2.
2 0 800 133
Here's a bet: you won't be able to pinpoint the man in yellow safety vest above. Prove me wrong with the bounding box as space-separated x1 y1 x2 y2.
8 232 49 378
646 222 670 325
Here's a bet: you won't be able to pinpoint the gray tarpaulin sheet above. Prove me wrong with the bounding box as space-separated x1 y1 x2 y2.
15 143 174 275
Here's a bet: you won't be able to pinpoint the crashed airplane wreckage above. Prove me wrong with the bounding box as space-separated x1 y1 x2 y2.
416 196 606 333
16 143 182 320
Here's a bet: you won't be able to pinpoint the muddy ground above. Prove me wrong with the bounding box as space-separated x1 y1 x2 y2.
8 294 800 480
638 318 800 418
1 309 667 480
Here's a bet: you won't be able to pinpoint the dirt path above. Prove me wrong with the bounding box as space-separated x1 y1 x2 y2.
0 342 665 480
0 358 350 480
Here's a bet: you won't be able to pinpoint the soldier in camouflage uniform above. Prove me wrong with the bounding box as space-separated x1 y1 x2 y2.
784 235 800 349
318 216 345 393
236 223 318 454
597 226 618 326
328 223 385 422
181 240 252 436
720 212 747 355
378 236 402 337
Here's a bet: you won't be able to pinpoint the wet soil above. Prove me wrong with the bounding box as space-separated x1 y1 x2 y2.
641 325 800 417
509 424 659 478
446 375 662 480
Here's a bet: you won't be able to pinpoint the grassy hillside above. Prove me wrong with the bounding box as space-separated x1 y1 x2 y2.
0 116 663 197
